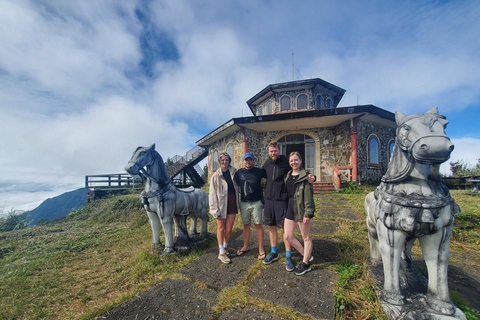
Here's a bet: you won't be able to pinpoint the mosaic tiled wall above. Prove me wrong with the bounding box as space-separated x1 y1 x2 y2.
356 121 396 184
207 121 354 183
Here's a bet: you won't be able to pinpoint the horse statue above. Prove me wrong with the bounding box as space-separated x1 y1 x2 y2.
365 107 462 316
125 144 209 254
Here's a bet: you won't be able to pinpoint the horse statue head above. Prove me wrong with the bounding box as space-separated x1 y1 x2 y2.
125 144 172 191
382 106 454 183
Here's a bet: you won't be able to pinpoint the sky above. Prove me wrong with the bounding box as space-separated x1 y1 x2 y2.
1 0 479 214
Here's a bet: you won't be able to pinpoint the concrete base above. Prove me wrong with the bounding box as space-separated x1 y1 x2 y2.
368 260 467 320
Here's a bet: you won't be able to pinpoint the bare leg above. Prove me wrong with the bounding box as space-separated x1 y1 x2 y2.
269 225 278 247
216 218 226 251
284 218 304 255
225 213 236 244
255 223 264 255
240 223 251 251
298 219 312 263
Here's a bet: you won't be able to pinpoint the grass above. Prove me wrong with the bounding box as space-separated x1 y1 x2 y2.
0 189 479 319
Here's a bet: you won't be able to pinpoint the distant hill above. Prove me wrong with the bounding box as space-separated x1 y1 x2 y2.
27 188 90 226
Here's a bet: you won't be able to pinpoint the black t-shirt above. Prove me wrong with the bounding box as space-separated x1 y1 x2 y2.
234 167 266 202
222 170 236 195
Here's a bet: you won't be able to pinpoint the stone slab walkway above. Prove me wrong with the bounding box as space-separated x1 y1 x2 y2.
99 194 357 320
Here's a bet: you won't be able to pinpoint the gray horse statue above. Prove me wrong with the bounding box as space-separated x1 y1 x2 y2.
365 107 464 318
125 144 209 254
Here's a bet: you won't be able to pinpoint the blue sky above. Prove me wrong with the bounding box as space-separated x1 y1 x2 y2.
1 0 479 213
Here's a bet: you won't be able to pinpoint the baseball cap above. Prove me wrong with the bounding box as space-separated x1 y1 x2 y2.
243 152 255 160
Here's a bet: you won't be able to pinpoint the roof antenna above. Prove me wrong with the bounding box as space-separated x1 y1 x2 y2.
292 50 294 81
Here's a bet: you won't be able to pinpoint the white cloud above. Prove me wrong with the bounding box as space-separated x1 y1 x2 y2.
1 0 480 211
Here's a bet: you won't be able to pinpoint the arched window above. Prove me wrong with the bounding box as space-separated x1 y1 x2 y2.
226 144 234 166
213 150 219 171
297 94 307 109
388 140 395 160
280 96 291 111
266 101 272 115
257 106 263 116
316 95 324 109
326 98 333 109
368 135 380 166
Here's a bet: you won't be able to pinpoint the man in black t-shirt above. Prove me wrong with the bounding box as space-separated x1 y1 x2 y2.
234 152 267 260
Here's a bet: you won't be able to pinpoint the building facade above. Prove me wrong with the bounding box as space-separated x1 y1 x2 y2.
197 78 396 187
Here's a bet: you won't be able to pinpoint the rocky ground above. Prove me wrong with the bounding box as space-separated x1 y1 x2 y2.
97 195 480 320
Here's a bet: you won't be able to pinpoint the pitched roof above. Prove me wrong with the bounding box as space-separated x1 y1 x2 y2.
246 78 346 114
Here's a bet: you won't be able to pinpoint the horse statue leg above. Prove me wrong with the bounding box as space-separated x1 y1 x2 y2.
419 224 455 315
158 198 176 254
365 192 381 262
146 210 163 255
377 221 407 305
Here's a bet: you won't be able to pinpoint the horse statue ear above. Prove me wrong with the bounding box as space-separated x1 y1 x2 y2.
395 111 407 126
382 143 415 183
149 143 156 150
427 106 439 114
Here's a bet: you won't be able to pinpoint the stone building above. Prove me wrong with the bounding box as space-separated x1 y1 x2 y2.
196 78 396 188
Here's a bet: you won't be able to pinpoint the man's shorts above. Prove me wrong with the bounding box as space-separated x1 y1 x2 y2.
263 199 287 228
239 200 263 225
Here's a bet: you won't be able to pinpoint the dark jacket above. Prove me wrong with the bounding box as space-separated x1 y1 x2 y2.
262 155 291 201
285 169 315 221
234 167 266 202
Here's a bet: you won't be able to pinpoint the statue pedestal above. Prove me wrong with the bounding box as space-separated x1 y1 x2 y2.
368 260 467 320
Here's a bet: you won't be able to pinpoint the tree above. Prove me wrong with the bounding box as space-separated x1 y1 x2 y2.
449 155 480 177
0 210 29 232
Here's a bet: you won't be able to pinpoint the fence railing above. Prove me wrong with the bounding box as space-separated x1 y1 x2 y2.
85 173 143 190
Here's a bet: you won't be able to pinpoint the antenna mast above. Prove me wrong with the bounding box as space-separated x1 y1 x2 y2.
292 50 294 81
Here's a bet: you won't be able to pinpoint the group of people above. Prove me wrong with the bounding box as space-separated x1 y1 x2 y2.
208 141 316 276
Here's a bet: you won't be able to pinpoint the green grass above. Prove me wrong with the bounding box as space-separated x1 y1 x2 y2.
0 189 478 319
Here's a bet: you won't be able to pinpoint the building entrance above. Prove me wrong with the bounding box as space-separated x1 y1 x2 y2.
278 134 315 175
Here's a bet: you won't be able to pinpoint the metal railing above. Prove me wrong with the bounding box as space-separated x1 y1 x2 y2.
85 173 143 190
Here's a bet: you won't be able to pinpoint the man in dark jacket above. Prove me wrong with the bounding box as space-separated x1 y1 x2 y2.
262 141 315 265
234 152 267 260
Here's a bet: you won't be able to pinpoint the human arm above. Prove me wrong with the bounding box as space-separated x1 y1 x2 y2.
208 176 219 217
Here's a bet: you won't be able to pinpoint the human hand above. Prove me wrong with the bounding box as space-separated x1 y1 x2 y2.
307 174 316 183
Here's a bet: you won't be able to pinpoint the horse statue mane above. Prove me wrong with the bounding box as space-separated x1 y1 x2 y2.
125 144 209 254
365 107 465 318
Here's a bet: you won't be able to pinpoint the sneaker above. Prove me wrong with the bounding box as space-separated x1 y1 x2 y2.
218 252 231 264
263 252 278 265
294 262 311 276
285 257 294 272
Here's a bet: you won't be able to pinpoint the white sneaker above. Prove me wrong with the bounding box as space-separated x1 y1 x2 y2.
218 252 231 264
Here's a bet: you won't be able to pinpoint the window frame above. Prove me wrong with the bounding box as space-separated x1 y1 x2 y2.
316 95 324 109
280 95 291 111
296 94 308 110
212 150 219 171
367 134 380 167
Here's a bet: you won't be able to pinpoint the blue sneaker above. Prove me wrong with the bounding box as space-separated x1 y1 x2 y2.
263 252 278 265
285 257 294 272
